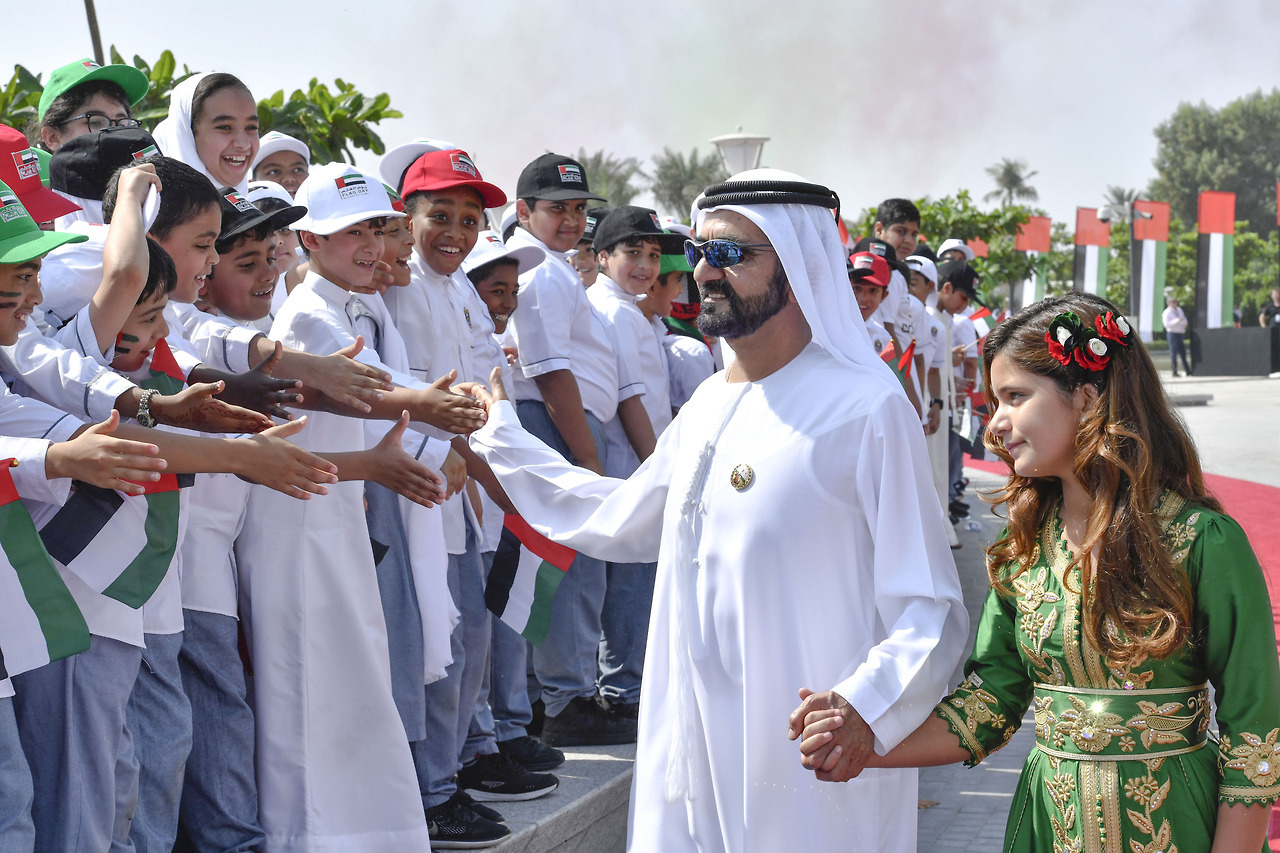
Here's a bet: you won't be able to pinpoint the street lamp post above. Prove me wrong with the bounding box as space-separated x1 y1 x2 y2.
709 127 770 177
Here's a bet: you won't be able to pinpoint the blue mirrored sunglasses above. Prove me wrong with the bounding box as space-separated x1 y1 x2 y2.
683 238 776 269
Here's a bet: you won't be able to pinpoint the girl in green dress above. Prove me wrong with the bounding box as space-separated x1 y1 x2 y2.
795 293 1280 852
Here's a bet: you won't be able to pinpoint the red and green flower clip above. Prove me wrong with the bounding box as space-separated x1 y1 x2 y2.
1046 310 1132 371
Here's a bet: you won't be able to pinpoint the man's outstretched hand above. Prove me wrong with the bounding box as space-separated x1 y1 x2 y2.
787 688 875 782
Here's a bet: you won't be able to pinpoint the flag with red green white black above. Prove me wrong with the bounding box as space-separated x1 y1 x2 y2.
0 459 90 680
1195 191 1235 329
1014 216 1052 312
878 339 914 387
37 339 192 609
1132 200 1170 342
1073 208 1111 298
485 514 576 645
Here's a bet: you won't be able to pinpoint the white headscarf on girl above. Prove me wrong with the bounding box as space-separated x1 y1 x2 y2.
152 72 250 193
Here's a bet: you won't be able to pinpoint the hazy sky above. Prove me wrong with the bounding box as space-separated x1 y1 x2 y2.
18 1 1280 230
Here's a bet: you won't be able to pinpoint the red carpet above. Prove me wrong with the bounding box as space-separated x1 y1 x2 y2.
964 455 1280 842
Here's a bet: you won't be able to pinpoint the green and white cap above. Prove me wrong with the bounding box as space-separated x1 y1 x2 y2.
38 58 150 120
0 179 88 263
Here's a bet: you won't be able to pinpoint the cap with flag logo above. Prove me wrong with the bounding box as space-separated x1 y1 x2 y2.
38 59 150 121
580 207 609 245
215 186 306 253
592 204 665 253
0 125 80 222
462 230 545 277
49 126 161 202
848 251 890 288
401 149 507 209
516 153 606 202
0 179 88 264
378 137 458 193
250 131 310 174
290 163 404 236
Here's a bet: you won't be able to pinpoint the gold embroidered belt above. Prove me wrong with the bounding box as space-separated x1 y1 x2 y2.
1032 682 1211 761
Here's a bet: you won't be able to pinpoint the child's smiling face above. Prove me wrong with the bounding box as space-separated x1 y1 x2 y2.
0 258 43 346
204 233 277 322
302 219 385 291
379 216 414 288
410 187 484 277
111 290 169 373
253 151 309 196
193 86 260 188
152 204 221 303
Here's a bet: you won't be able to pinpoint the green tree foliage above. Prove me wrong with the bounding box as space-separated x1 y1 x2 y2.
573 148 644 208
1149 89 1280 237
257 79 401 164
649 147 726 221
0 65 43 134
983 158 1039 207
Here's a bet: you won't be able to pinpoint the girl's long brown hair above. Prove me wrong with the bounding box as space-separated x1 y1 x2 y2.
982 293 1219 666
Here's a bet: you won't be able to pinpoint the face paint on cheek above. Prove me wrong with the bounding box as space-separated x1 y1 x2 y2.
114 331 140 356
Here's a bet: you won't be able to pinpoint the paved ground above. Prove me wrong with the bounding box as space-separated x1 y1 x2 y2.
916 368 1280 850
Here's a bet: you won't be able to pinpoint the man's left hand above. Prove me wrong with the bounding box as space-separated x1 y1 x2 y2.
787 688 875 782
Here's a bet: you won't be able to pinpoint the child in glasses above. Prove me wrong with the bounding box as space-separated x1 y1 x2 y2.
30 59 149 153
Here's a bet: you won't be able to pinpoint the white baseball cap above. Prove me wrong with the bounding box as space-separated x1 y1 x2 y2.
496 201 520 236
378 137 458 192
247 180 295 208
290 163 404 236
936 238 976 262
462 230 545 277
251 131 310 173
905 255 938 285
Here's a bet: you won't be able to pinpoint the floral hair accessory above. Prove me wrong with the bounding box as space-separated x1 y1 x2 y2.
1046 310 1130 372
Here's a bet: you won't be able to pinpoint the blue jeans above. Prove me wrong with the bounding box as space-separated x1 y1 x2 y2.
0 695 35 853
948 427 964 501
480 549 537 742
177 610 264 853
1169 331 1191 374
413 517 496 809
598 560 656 705
514 399 609 717
127 631 192 853
12 635 143 853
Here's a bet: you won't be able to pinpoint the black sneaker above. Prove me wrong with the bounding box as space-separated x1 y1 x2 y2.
458 752 559 802
948 499 970 518
541 695 638 747
426 792 510 849
498 734 565 772
453 790 505 823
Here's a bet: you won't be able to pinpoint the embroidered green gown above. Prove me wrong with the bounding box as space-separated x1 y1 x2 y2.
937 493 1280 853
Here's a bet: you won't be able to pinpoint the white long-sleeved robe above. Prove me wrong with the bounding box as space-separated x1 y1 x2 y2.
471 342 968 853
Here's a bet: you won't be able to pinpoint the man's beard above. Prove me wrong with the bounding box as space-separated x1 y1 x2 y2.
695 260 790 340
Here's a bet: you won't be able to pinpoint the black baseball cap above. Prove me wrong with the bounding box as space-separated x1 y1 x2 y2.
592 204 664 254
937 259 979 298
50 126 161 201
580 207 609 245
516 153 606 202
853 236 910 278
215 186 306 253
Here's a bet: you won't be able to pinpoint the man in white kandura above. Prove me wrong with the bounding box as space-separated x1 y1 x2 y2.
468 169 968 852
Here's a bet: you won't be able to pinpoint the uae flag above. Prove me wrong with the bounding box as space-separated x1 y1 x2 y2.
485 514 575 645
1013 216 1052 312
879 339 914 385
1132 200 1170 342
967 305 994 338
1073 208 1111 297
37 338 192 609
1195 191 1235 329
0 459 91 680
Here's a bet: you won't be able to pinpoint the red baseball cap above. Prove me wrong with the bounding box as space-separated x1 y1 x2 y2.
0 125 80 223
848 251 889 287
400 149 507 209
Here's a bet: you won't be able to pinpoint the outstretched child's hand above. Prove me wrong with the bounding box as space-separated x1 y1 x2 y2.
47 411 166 495
367 412 446 507
441 447 467 498
208 350 304 420
467 366 509 412
151 381 274 433
235 416 338 499
422 370 487 434
296 336 393 413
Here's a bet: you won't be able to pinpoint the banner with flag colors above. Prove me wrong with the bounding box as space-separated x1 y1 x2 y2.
1195 191 1235 329
1132 200 1170 342
1073 208 1111 297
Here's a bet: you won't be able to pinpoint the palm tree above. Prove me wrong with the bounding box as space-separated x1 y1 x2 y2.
648 147 727 220
574 148 645 207
1100 185 1143 223
983 158 1039 207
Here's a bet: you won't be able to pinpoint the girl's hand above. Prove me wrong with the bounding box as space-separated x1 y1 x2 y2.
151 382 274 433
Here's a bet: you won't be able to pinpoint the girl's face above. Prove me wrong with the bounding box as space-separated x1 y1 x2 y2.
193 86 260 187
152 205 222 303
111 290 169 373
378 217 414 288
987 354 1093 481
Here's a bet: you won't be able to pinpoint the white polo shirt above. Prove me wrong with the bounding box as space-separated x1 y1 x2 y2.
506 227 628 425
